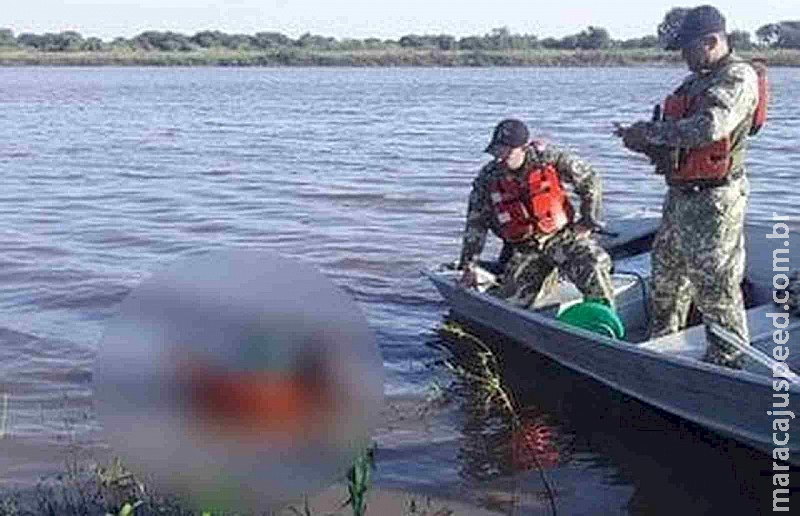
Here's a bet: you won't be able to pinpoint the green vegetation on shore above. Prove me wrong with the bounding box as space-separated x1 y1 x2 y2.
0 451 377 515
1 47 799 67
2 12 800 67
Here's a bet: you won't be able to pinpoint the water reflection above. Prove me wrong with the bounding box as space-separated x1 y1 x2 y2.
434 314 795 514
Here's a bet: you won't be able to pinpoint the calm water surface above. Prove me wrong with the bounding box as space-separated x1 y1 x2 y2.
0 66 799 513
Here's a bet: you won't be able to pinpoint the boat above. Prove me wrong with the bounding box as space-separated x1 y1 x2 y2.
425 217 800 460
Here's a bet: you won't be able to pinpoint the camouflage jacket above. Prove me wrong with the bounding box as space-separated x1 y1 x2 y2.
644 53 759 178
458 142 602 268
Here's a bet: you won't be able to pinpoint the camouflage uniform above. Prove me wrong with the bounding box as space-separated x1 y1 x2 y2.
641 53 759 367
458 143 613 308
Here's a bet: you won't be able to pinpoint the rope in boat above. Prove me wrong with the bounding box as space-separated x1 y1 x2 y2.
438 321 559 516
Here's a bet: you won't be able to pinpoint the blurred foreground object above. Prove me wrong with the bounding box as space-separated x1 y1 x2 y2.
94 250 384 512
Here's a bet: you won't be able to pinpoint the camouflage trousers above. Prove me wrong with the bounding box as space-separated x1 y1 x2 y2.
490 227 614 309
650 177 750 368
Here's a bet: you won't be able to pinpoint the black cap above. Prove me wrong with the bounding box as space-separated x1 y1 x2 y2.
666 5 726 50
485 119 530 153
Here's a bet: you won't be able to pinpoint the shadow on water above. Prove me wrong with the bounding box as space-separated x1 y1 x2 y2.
431 313 799 515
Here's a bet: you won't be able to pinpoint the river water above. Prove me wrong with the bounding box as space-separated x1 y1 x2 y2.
0 66 798 514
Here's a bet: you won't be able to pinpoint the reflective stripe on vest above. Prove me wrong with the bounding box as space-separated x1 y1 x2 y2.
488 163 572 242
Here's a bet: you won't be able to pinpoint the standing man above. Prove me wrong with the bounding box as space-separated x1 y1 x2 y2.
616 5 767 368
458 118 614 309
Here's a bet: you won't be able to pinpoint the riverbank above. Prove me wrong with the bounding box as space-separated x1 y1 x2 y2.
0 395 496 515
1 48 798 67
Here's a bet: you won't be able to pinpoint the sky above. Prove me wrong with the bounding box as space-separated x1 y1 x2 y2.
3 1 798 41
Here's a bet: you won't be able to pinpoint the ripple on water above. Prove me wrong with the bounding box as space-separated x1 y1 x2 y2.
0 66 798 507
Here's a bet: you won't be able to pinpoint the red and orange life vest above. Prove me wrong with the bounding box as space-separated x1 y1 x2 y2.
663 60 768 184
488 162 573 242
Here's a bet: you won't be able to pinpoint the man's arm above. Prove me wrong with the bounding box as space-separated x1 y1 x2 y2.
457 173 492 269
544 146 604 228
644 63 758 148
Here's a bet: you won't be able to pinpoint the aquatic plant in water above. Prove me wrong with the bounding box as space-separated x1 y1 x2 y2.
438 321 559 515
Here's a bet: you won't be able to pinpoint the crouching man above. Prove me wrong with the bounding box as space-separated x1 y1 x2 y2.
458 118 614 309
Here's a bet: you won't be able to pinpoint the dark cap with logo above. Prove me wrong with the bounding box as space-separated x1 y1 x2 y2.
666 5 727 50
484 119 530 153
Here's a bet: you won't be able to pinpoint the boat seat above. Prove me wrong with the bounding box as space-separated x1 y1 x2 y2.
638 304 800 371
532 274 643 314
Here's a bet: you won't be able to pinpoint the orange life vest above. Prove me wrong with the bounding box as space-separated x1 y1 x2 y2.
488 163 573 242
662 60 768 184
750 59 769 135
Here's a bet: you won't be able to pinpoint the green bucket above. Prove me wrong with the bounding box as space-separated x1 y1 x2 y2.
556 300 626 340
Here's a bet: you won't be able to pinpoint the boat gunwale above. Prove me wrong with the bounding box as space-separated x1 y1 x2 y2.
424 269 799 393
426 270 800 453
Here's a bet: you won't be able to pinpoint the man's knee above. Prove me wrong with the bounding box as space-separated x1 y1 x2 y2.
568 238 611 270
693 277 746 319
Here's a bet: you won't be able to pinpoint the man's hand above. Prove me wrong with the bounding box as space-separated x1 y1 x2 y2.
613 121 651 154
573 223 593 238
574 218 605 238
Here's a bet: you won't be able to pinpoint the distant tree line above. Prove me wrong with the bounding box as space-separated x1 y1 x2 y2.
1 21 799 53
755 22 800 50
0 26 660 52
